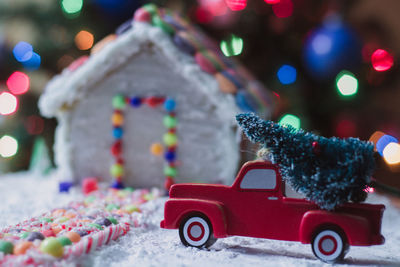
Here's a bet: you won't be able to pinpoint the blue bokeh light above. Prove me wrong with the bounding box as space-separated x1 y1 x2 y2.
13 42 33 62
277 64 297 85
22 52 41 70
376 135 398 156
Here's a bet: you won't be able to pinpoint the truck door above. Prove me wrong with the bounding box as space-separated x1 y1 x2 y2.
231 166 283 239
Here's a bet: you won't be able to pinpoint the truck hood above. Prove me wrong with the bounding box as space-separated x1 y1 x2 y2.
169 183 231 199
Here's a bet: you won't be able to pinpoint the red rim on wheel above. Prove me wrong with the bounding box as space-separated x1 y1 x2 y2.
312 229 344 262
182 217 210 247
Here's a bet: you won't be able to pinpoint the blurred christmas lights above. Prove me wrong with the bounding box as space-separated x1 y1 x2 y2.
12 42 33 62
0 92 18 116
22 52 41 70
6 72 30 95
383 142 400 165
225 0 247 11
277 64 297 85
75 30 94 50
25 115 44 135
279 114 300 130
371 49 394 72
61 0 83 15
272 0 293 18
376 134 398 156
364 186 375 193
264 0 281 4
336 70 358 97
220 34 243 57
335 119 356 137
0 135 18 158
369 131 385 150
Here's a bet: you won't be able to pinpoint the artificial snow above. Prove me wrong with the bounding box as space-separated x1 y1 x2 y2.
0 172 399 267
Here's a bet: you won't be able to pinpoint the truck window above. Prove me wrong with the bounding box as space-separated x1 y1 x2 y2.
240 168 276 190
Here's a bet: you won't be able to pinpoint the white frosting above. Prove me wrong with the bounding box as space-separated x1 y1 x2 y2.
39 21 244 186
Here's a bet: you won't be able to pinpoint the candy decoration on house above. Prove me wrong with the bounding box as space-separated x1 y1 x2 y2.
39 4 276 190
110 94 178 190
236 113 375 210
0 188 159 265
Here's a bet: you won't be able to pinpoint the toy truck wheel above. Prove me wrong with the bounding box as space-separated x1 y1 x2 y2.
311 228 348 263
179 215 216 248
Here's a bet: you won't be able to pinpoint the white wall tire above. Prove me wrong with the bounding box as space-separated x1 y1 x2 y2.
312 229 347 263
179 215 216 248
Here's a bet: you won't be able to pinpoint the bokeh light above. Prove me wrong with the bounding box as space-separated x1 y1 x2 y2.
25 115 44 135
335 119 356 137
277 64 297 85
225 0 247 11
22 52 41 70
279 114 300 130
75 30 94 50
220 34 243 57
264 0 280 4
6 72 30 95
12 42 33 62
0 92 18 115
336 70 358 97
376 134 398 156
272 0 293 18
311 33 332 55
61 0 83 15
383 142 400 165
371 49 394 72
0 135 18 158
369 131 385 151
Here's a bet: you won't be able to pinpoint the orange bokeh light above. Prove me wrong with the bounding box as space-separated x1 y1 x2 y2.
75 30 94 51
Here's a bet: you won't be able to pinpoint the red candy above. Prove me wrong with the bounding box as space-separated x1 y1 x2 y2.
82 177 99 194
42 229 55 237
134 8 152 22
195 52 217 74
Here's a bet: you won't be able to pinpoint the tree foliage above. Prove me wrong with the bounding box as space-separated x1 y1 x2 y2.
236 113 375 210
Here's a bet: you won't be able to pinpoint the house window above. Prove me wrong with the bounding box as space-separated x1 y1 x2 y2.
240 168 276 190
110 94 178 191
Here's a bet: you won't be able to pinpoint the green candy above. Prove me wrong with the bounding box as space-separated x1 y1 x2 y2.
164 166 177 177
58 217 69 223
163 116 177 129
112 95 126 110
125 204 139 213
152 16 175 35
142 3 158 16
40 237 63 258
19 232 30 239
110 164 124 177
84 195 96 205
0 240 13 255
106 203 120 211
40 217 53 223
107 217 118 225
123 187 134 192
163 133 177 146
57 236 72 246
87 223 103 230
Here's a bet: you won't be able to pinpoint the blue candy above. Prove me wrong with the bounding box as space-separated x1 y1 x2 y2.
110 180 125 189
113 127 123 139
59 181 73 193
164 98 176 112
130 96 142 107
164 151 176 162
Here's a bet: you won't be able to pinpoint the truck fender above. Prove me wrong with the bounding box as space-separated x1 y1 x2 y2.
299 210 371 245
164 199 228 238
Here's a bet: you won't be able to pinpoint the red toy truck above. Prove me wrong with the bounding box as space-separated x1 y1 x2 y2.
160 161 385 263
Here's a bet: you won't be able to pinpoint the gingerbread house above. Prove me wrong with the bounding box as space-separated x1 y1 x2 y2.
39 4 275 190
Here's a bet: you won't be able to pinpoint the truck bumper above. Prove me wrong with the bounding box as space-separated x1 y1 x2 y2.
160 220 165 229
371 234 385 245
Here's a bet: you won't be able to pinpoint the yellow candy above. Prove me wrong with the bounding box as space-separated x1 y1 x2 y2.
111 113 124 126
150 143 164 156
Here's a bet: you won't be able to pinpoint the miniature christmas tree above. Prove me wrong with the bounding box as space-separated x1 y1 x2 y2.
236 113 375 210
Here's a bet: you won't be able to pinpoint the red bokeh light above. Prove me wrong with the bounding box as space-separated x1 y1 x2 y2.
25 115 44 135
6 72 30 95
195 6 214 24
264 0 280 4
272 0 293 18
371 49 394 72
336 119 356 138
225 0 247 11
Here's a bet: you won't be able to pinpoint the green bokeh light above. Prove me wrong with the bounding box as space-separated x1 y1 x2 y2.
279 114 301 130
61 0 83 15
336 70 358 97
220 34 243 57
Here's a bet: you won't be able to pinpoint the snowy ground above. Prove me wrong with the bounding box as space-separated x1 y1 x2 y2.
1 172 400 267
